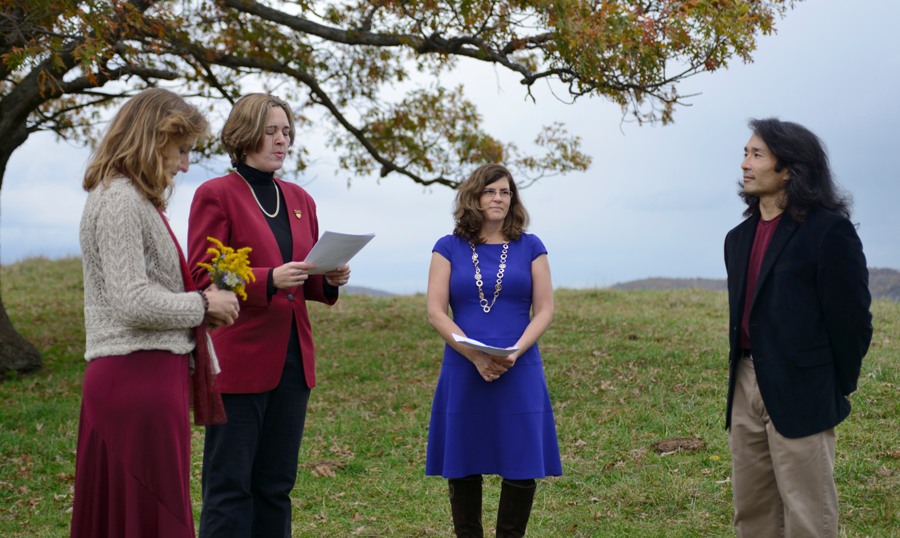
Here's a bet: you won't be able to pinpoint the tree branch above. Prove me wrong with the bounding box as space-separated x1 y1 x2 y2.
221 0 536 81
195 50 458 187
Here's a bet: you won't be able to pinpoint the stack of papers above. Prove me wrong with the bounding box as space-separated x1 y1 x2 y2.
303 231 375 274
452 333 519 357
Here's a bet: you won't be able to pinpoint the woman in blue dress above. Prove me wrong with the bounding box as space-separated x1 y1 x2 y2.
426 163 562 537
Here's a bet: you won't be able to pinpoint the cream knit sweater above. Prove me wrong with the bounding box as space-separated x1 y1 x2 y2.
80 177 205 361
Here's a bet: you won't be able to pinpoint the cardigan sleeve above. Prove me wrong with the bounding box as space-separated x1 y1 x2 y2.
89 181 204 330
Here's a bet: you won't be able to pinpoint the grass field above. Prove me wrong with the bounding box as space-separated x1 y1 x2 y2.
1 257 898 537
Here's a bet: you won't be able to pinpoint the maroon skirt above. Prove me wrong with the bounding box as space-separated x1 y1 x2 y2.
70 350 195 538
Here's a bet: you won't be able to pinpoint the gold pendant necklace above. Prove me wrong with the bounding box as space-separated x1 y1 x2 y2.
237 171 280 218
470 240 508 313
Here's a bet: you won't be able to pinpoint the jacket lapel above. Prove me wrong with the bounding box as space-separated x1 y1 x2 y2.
278 179 314 261
230 172 283 264
731 215 758 313
751 213 798 307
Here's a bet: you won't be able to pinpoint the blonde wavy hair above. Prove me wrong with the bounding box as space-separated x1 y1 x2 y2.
83 88 209 209
220 93 295 167
453 163 529 244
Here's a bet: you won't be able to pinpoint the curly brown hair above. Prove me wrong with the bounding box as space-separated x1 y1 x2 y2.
453 163 529 244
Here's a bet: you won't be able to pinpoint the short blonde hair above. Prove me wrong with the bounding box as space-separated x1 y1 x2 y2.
221 94 296 167
83 88 208 208
453 163 529 243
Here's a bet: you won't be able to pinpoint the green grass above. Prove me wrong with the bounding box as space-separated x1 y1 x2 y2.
1 257 898 537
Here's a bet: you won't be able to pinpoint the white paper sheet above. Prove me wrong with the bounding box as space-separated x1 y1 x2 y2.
303 231 375 274
452 333 519 357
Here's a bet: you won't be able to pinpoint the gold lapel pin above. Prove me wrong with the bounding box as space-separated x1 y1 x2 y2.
293 209 302 219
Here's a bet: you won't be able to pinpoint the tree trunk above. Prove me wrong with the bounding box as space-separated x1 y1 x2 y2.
0 118 42 376
0 292 42 376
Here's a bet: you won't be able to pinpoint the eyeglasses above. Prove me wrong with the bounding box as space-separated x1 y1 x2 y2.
481 188 513 199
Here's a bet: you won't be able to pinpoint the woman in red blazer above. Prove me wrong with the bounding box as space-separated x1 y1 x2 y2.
188 94 350 537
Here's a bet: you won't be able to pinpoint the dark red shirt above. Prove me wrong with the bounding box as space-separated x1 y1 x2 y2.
740 213 782 350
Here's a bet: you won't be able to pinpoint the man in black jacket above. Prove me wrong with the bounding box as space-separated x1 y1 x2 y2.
724 118 872 537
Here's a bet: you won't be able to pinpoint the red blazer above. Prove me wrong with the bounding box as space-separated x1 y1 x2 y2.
188 172 337 393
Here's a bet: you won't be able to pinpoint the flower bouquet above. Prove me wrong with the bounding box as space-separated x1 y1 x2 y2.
196 236 256 300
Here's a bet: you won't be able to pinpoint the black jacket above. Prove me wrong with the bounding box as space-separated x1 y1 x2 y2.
724 207 873 438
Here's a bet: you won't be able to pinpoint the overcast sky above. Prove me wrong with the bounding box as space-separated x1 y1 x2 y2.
3 0 898 295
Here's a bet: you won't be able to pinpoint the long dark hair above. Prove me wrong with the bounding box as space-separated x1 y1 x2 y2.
740 118 851 222
453 163 529 243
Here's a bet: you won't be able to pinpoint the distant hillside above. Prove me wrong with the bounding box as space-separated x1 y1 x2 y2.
869 268 900 302
342 285 395 297
611 267 900 302
611 277 726 292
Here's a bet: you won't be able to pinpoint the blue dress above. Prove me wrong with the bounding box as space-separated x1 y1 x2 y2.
425 233 563 480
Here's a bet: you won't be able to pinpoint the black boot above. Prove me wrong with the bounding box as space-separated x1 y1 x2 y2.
496 478 536 538
448 475 483 537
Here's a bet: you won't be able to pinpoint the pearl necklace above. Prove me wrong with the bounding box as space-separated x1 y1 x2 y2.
237 171 280 218
469 240 508 313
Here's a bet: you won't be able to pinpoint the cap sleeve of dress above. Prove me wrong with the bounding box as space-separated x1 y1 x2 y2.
524 233 548 261
433 234 456 261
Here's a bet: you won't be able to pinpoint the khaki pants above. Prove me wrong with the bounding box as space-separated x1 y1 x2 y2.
729 356 838 538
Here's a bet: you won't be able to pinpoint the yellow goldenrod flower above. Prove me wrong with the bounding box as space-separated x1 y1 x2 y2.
197 236 256 300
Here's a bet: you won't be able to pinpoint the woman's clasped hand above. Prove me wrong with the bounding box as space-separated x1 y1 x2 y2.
202 284 240 328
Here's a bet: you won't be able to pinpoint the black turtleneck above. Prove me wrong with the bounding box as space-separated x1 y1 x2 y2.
235 164 339 302
237 162 292 274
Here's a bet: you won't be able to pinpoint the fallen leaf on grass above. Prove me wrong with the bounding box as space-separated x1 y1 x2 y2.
303 459 346 476
629 447 648 459
311 463 336 478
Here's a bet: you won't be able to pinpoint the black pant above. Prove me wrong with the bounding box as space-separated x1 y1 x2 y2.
199 328 310 538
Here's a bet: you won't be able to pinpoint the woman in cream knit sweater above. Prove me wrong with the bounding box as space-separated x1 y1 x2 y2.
70 88 239 538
